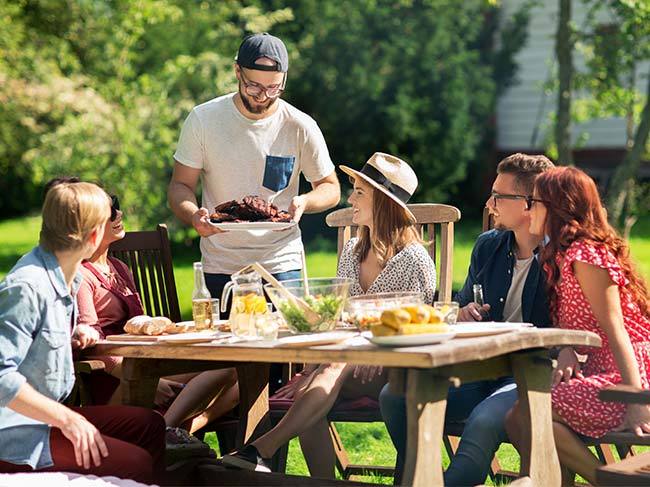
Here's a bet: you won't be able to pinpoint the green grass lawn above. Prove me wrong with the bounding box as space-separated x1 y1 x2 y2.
1 213 649 483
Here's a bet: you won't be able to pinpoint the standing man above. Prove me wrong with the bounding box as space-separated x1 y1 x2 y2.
168 33 340 299
380 153 554 486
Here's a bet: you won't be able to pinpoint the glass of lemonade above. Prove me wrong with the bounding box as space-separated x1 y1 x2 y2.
192 298 213 330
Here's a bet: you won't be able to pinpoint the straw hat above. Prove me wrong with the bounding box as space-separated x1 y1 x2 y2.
340 152 418 221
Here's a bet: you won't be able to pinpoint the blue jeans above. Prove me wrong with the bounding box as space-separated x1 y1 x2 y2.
379 377 517 486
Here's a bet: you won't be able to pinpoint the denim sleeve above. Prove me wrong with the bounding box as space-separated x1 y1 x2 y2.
0 282 40 406
455 241 480 307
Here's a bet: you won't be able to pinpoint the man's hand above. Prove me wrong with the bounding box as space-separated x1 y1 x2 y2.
71 325 99 350
59 410 109 469
458 303 490 322
192 208 226 237
288 195 307 223
552 347 584 387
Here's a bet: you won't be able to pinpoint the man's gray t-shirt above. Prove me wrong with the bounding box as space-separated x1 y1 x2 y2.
174 93 335 274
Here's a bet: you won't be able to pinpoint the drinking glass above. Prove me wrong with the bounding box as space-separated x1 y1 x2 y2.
210 298 220 329
434 301 460 325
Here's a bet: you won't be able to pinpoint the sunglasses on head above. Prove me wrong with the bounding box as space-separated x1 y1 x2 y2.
110 194 120 222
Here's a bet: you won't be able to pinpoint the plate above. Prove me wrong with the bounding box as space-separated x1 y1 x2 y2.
369 331 456 347
208 221 296 231
157 331 230 344
276 331 357 348
452 322 534 338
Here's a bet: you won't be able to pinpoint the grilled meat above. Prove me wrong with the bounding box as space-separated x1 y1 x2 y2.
209 195 293 223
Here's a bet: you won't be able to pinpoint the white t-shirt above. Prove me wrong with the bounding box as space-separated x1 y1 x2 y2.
174 93 335 274
502 256 535 322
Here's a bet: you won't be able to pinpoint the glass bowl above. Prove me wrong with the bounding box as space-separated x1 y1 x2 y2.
264 277 353 333
345 291 425 330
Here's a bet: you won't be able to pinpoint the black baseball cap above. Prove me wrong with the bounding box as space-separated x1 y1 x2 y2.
236 33 289 72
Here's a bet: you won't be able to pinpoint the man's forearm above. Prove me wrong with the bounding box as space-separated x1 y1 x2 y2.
7 383 72 429
168 181 200 226
302 182 340 214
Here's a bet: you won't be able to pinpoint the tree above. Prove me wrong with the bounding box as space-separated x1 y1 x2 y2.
0 0 292 229
266 0 530 207
555 0 574 165
577 0 650 235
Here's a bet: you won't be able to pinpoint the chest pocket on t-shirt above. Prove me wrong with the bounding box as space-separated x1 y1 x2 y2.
263 155 295 192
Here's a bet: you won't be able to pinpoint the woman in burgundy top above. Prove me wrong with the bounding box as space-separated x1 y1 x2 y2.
78 194 238 433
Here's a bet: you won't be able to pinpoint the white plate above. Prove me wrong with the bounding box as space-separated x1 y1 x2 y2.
157 330 230 344
452 322 534 338
277 331 357 348
369 332 456 347
209 221 296 231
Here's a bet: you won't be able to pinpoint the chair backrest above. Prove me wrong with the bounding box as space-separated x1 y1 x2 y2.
108 224 181 322
482 206 494 233
325 203 461 302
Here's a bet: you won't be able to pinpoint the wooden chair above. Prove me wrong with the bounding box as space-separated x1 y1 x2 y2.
108 223 181 322
70 224 181 405
270 203 461 479
595 385 650 485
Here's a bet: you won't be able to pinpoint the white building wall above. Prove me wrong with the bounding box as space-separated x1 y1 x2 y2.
496 0 648 151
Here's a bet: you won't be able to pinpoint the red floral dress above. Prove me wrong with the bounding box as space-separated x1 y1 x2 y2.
551 240 650 438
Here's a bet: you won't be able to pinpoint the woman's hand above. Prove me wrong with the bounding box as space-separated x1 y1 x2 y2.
71 325 100 350
615 404 650 436
353 365 383 384
552 347 584 387
59 410 109 469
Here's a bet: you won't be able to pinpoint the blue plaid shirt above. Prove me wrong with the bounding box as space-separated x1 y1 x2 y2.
0 246 80 468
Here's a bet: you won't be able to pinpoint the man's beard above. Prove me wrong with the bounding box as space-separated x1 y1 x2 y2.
239 89 275 114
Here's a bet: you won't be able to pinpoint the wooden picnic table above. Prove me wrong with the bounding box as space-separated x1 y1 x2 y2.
93 327 600 486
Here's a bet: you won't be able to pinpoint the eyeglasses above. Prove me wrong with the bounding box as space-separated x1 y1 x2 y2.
110 194 120 222
489 192 546 211
239 69 286 99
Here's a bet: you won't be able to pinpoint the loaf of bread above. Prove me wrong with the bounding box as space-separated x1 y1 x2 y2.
124 315 175 335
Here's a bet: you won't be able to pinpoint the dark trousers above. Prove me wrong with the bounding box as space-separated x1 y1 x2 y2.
206 269 301 394
0 406 165 484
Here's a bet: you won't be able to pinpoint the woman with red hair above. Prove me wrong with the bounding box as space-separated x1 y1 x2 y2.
505 166 650 484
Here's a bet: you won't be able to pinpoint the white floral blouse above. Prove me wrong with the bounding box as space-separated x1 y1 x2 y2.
336 237 436 304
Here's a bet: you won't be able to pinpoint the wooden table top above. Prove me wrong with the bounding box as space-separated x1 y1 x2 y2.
92 328 601 369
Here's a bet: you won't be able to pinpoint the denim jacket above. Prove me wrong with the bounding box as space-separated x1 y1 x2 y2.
0 246 80 468
455 230 551 327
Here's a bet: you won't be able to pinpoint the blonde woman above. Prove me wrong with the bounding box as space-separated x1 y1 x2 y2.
0 182 164 483
223 153 436 477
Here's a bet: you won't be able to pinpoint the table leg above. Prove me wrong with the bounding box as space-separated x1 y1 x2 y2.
402 368 449 487
235 363 271 448
511 350 560 486
121 358 158 407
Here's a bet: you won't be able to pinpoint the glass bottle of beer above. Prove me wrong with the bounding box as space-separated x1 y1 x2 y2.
192 262 212 330
472 284 484 306
472 283 489 319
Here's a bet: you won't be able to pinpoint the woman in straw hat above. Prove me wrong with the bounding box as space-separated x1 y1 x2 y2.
223 152 436 477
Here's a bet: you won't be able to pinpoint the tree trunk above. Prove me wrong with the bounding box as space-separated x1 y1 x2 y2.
606 74 650 228
555 0 573 165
